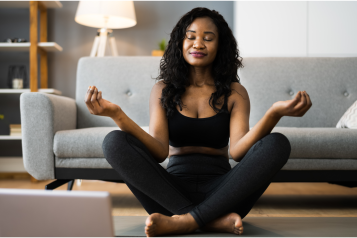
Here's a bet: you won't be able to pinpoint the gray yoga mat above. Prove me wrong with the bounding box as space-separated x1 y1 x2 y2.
113 216 357 237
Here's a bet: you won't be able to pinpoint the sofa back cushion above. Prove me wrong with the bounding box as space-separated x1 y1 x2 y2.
239 57 357 127
76 56 357 128
76 56 160 128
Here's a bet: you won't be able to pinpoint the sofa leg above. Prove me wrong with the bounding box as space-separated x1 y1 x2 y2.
67 180 74 190
328 181 357 188
45 179 74 190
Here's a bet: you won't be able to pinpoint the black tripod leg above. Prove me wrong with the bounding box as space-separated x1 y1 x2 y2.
45 179 72 190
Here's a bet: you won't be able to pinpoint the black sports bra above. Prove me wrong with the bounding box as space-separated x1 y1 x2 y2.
168 101 230 149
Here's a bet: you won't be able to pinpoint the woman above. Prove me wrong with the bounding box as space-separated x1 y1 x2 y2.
84 7 312 237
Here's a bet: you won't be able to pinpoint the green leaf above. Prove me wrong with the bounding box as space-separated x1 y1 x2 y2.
158 39 167 51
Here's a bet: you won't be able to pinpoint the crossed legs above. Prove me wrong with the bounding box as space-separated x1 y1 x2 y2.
103 130 291 236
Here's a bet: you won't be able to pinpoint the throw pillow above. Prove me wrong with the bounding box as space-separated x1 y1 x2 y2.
336 100 357 129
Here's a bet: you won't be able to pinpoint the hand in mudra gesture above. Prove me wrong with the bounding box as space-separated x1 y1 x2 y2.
84 86 121 118
270 91 312 118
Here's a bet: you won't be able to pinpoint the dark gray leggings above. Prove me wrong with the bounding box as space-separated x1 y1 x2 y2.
102 130 291 228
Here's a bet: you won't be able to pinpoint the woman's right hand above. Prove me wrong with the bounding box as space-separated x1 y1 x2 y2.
85 85 121 118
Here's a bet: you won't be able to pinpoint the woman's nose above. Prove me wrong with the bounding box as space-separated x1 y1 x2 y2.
193 39 205 49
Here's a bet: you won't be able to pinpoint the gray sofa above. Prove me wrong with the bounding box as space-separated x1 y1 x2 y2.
20 56 357 190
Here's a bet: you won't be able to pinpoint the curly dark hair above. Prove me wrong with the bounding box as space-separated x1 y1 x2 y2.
156 7 244 118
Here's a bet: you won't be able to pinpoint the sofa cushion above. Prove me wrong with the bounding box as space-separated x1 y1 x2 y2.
272 127 357 159
54 126 357 170
239 57 357 128
53 127 145 158
54 126 357 160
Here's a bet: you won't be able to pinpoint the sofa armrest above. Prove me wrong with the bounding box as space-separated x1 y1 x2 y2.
20 92 77 180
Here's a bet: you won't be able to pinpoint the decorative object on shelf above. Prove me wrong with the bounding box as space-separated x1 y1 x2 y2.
3 38 27 43
75 1 137 57
10 124 21 136
7 65 28 89
152 38 167 56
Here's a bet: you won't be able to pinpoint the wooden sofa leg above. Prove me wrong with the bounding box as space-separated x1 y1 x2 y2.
45 179 74 190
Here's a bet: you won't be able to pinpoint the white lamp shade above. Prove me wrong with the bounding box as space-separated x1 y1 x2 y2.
75 1 137 29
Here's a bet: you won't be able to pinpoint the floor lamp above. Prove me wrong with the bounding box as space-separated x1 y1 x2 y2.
75 1 137 57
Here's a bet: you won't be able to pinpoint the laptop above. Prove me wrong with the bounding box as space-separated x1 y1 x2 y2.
0 188 114 237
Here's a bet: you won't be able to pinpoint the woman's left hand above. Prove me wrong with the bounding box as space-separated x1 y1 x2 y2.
269 90 312 118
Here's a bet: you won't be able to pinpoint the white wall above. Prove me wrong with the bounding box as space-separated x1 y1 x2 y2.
234 1 357 57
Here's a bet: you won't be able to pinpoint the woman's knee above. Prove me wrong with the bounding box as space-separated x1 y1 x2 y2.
102 130 128 161
264 132 291 164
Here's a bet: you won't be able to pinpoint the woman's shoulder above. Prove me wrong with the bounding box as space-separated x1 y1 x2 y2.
228 82 250 111
154 80 166 88
230 82 249 98
151 80 166 94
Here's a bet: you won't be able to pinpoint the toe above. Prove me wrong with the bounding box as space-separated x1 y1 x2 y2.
145 229 154 237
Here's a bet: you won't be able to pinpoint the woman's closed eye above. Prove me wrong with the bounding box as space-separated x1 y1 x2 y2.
187 37 213 41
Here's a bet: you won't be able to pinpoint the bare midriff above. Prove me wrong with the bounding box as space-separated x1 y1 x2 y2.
168 145 229 160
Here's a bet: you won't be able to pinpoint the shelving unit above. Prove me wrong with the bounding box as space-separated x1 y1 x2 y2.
0 1 63 179
0 1 63 90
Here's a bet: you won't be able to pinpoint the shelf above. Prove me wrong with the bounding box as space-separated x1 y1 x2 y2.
0 157 26 173
0 136 21 140
0 42 63 52
38 42 63 52
0 88 62 95
0 1 62 8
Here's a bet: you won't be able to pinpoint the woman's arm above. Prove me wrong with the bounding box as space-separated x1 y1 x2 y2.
229 90 312 162
229 108 281 162
85 85 169 163
110 108 168 163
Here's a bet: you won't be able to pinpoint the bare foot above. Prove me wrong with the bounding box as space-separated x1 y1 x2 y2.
201 212 243 235
145 213 199 237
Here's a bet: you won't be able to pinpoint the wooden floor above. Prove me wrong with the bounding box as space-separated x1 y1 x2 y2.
1 179 357 217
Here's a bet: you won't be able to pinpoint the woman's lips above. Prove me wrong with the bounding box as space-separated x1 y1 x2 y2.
190 52 206 58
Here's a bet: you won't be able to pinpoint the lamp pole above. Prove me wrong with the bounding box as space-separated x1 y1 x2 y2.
89 16 118 57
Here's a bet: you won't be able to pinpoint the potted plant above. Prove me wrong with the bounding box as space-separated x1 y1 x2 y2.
152 38 167 56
